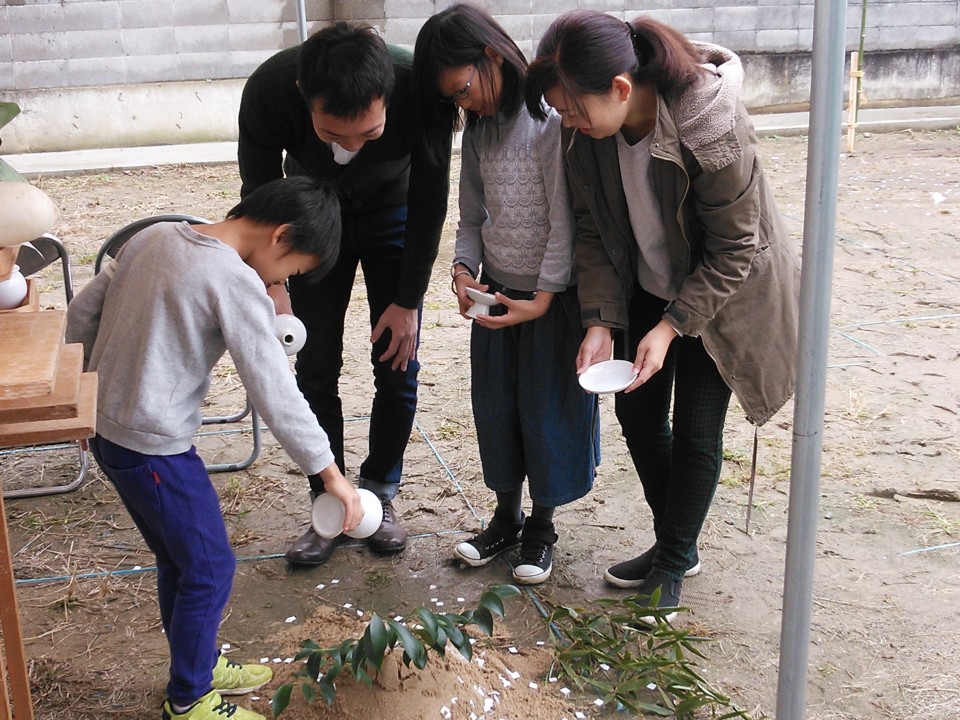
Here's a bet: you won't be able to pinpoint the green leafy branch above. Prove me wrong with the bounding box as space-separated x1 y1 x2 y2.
547 590 761 719
271 584 521 717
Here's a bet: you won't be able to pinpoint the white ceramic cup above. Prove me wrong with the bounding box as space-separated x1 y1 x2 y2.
275 313 307 356
0 265 28 310
311 487 384 539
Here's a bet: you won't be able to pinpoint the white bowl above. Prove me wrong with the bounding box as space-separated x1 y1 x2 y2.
311 487 383 539
464 287 499 319
578 360 639 394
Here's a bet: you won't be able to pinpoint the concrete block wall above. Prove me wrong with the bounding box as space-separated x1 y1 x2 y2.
1 0 958 153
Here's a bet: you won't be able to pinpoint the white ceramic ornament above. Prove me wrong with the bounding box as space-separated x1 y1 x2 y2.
275 313 306 355
0 264 28 310
0 182 61 247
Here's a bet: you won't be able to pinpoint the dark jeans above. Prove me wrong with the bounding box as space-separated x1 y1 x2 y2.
90 435 234 707
288 206 419 500
614 286 732 580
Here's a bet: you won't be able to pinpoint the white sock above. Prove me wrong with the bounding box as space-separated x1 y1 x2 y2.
171 702 193 714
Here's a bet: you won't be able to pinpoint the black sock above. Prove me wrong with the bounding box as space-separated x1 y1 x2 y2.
494 489 523 524
530 503 555 524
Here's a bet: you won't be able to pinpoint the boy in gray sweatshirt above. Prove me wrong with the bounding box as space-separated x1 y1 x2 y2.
66 176 361 720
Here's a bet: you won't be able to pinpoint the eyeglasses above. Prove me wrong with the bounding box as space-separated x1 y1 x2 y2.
440 66 476 104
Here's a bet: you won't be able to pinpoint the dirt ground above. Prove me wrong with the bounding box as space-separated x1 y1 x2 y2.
2 127 959 720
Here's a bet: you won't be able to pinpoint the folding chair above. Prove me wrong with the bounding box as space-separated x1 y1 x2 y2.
2 233 90 499
95 214 262 473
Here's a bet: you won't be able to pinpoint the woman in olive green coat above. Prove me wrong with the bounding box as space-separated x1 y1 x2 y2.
525 11 800 620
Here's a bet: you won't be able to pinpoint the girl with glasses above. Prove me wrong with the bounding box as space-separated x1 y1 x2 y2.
414 3 600 585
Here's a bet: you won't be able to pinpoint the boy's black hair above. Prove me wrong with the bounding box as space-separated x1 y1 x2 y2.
297 21 395 118
226 176 341 281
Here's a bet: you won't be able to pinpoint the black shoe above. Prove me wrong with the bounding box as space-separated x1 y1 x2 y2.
284 527 346 567
604 545 701 588
366 499 407 554
512 517 558 585
635 571 683 624
454 513 524 567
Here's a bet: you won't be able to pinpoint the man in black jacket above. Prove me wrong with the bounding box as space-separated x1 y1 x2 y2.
238 22 450 566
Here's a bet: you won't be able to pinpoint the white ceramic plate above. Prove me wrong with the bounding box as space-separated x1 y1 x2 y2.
465 287 498 306
578 360 639 394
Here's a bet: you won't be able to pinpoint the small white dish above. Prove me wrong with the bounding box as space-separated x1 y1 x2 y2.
311 487 383 539
578 360 639 394
464 287 500 319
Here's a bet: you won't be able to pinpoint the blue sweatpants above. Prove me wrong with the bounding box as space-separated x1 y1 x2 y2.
90 435 235 706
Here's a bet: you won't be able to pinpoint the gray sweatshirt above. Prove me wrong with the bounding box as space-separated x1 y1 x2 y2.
65 222 335 475
453 108 575 293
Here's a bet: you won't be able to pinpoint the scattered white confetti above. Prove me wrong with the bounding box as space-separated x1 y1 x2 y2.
475 658 485 668
343 603 352 609
284 616 296 623
548 677 558 683
536 640 545 646
528 682 539 689
133 565 142 570
599 663 610 671
594 698 605 707
316 583 325 590
932 192 947 204
509 671 520 680
260 657 268 663
356 610 363 617
469 638 477 645
436 601 444 607
220 643 231 651
483 698 494 712
272 658 282 663
251 696 259 701
394 615 404 622
284 658 293 664
440 706 451 719
457 597 466 602
575 713 586 719
508 647 518 654
469 713 478 720
647 682 657 691
451 696 458 704
457 676 464 684
430 584 438 590
431 597 438 603
331 579 339 584
560 687 571 696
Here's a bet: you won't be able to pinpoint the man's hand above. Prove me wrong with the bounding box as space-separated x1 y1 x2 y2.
475 291 554 330
267 284 293 316
371 303 418 371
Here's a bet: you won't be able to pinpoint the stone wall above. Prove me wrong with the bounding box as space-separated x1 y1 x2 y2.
1 0 957 152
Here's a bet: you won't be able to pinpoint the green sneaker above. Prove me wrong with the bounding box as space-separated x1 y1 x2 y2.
161 690 265 720
211 654 273 695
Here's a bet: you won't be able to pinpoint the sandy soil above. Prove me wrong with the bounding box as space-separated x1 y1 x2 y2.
2 127 959 720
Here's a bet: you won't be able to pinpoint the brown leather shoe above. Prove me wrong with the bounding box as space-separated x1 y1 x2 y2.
366 499 407 554
284 527 345 566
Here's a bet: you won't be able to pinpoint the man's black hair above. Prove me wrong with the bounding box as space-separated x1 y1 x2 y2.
297 21 395 118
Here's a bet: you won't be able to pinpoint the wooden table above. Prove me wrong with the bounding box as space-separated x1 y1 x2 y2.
0 306 97 720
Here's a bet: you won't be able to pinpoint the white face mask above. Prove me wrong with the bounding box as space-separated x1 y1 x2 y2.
330 142 360 165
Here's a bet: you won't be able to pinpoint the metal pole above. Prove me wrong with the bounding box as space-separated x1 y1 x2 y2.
295 0 308 42
775 0 847 718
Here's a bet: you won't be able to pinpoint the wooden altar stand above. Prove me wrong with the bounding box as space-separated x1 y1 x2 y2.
0 287 97 720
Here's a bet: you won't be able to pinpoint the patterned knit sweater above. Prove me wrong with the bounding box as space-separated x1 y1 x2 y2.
453 108 575 293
